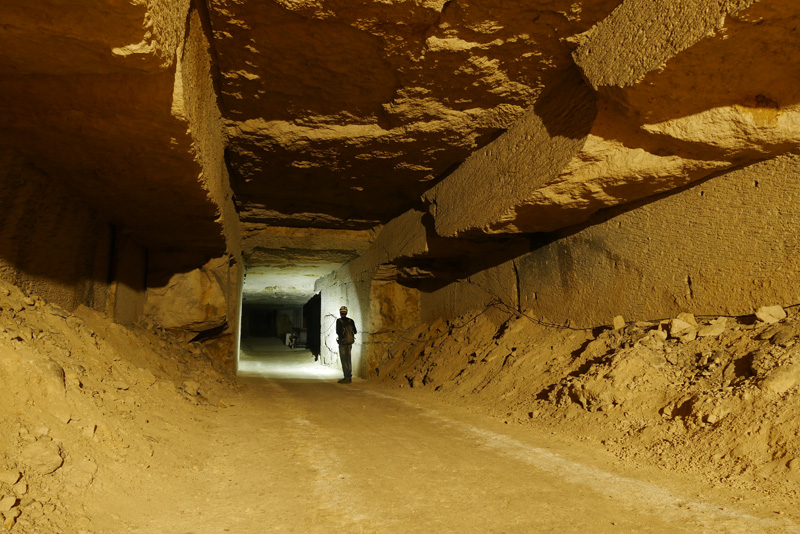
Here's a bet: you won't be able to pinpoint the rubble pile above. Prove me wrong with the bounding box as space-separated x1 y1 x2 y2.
376 302 800 499
0 278 238 533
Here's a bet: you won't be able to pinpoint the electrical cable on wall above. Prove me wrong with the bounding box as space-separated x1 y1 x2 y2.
379 277 800 350
321 275 800 359
460 276 800 332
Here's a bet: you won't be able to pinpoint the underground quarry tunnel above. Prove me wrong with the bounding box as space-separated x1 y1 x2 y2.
3 0 800 531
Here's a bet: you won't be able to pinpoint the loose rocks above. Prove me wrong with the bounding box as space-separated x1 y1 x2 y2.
698 317 727 337
21 439 63 475
0 495 16 512
756 305 787 324
182 380 200 396
770 325 796 346
12 481 27 497
760 363 800 395
670 318 697 342
0 471 19 486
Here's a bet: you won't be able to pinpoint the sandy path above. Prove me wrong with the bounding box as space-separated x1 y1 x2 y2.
91 375 799 534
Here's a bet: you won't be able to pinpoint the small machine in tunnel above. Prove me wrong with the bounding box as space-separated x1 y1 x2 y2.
239 297 322 357
237 293 332 379
240 304 304 344
238 262 344 378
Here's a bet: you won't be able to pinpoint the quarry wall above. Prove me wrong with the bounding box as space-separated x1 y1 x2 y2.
419 154 800 328
0 2 242 369
107 233 148 326
0 0 232 255
0 147 164 330
0 148 116 314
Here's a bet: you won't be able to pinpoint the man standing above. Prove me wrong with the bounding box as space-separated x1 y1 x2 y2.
336 306 357 384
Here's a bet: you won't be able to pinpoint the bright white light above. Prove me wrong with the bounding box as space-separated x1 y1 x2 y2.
237 337 341 380
242 264 340 305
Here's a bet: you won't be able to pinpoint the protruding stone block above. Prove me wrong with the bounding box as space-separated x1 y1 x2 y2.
756 305 787 324
698 317 727 337
669 318 697 342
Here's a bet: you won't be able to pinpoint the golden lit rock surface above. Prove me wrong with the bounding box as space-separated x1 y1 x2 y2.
6 4 800 530
7 0 797 263
208 0 622 228
425 0 800 237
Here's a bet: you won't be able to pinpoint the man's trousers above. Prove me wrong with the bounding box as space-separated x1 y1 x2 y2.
339 343 352 378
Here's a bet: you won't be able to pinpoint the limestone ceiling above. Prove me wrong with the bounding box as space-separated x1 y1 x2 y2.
211 0 800 247
242 263 338 305
208 0 626 303
3 0 800 298
211 0 800 296
207 0 624 231
240 225 374 305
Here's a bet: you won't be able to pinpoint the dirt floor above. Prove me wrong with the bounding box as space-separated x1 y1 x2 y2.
373 301 800 513
87 378 800 533
2 277 800 532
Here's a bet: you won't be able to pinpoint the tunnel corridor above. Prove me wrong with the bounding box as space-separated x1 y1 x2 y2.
237 337 340 380
83 377 798 533
238 266 333 379
4 0 800 531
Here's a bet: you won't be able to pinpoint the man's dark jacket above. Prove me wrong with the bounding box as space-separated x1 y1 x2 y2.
336 317 357 345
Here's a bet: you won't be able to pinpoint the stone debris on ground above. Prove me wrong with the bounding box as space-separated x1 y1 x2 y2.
375 302 800 502
756 305 787 324
0 277 240 533
0 474 19 487
3 267 800 530
0 496 17 513
698 317 727 338
669 317 697 343
20 440 62 476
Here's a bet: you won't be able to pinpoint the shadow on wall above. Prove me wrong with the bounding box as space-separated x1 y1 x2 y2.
304 293 321 356
532 65 597 141
394 156 766 297
0 149 141 317
0 149 238 362
490 155 800 327
390 212 535 292
390 159 783 333
389 67 600 293
527 161 762 252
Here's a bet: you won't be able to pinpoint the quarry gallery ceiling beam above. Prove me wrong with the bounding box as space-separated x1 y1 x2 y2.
207 0 624 230
423 0 800 238
227 0 800 294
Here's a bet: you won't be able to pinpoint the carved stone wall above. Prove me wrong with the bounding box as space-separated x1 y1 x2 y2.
419 154 800 327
